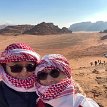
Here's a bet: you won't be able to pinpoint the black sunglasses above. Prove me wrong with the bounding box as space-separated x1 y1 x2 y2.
37 69 60 80
8 63 37 73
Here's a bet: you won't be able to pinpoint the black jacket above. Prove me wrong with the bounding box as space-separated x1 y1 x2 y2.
0 81 52 107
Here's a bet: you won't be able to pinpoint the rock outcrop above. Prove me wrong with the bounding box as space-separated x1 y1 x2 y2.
69 21 107 32
0 22 72 35
0 25 34 35
24 22 72 35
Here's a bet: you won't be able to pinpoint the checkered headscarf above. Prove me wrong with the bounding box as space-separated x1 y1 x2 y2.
35 54 72 78
0 43 40 63
0 43 40 92
35 54 75 101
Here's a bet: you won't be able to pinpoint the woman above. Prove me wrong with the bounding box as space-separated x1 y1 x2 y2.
35 54 100 107
0 43 41 107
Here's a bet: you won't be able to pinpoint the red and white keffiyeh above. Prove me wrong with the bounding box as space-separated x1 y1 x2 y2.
35 54 100 107
36 78 75 101
0 43 40 63
35 54 75 101
0 66 37 92
0 43 40 92
35 54 72 78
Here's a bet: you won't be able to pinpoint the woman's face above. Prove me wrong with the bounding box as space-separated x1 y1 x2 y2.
6 61 36 79
37 69 67 86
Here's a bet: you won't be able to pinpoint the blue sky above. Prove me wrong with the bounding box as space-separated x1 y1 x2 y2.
0 0 107 28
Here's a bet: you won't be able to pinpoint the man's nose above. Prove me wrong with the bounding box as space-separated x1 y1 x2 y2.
20 67 28 76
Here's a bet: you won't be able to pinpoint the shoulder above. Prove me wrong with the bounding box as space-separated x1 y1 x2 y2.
81 97 100 107
75 93 99 107
74 93 85 106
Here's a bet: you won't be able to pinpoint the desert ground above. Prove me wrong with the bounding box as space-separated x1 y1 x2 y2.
0 33 107 107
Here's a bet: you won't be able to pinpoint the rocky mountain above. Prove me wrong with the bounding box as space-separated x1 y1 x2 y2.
100 29 107 33
0 25 34 35
0 24 8 29
0 22 72 35
100 35 107 40
24 22 72 35
69 21 107 32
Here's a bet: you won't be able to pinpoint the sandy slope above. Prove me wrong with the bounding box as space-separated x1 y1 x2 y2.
0 33 107 106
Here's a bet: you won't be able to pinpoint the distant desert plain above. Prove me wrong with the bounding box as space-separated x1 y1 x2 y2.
0 32 107 107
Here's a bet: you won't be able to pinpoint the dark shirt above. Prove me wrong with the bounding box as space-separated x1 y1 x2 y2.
0 81 52 107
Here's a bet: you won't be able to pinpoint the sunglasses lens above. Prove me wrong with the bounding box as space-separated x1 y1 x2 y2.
37 72 48 80
10 65 23 73
50 69 60 78
26 64 36 72
37 69 60 81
